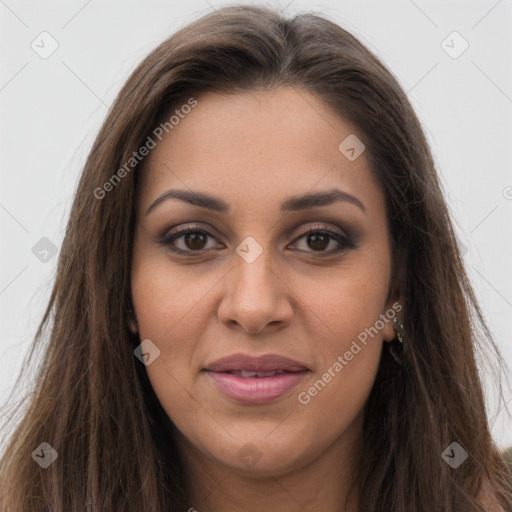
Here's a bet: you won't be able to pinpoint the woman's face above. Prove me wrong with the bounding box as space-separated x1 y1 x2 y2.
130 87 399 475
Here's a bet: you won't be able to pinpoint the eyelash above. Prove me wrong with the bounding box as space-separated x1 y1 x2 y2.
158 223 355 257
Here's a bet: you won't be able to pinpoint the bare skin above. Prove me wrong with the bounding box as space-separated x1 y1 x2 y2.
130 87 402 512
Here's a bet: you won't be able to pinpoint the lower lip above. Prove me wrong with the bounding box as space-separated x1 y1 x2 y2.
205 371 308 404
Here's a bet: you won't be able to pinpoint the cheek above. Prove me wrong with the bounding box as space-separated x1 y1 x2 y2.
131 252 217 342
293 250 390 405
130 255 216 403
300 249 391 343
297 279 386 405
131 257 215 424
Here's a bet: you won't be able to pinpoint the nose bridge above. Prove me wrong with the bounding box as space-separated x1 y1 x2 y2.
218 233 292 333
232 234 278 301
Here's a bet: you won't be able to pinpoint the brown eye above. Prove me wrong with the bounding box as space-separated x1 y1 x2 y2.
160 225 221 255
290 228 354 255
307 232 330 251
182 231 208 250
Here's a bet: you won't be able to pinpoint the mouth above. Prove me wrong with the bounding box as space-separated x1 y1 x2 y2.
203 353 310 404
220 370 298 377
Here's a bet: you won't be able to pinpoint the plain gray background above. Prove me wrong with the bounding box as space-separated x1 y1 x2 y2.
1 0 511 449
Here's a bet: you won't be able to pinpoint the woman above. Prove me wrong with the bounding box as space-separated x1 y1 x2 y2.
1 4 511 511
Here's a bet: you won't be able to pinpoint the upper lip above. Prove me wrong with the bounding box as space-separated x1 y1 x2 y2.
204 353 309 373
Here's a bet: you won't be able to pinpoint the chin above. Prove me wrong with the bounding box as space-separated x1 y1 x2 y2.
206 433 316 476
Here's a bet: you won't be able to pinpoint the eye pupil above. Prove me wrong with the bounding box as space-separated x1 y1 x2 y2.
308 233 329 251
185 232 207 250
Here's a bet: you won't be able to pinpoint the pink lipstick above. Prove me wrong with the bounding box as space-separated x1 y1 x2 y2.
203 353 309 404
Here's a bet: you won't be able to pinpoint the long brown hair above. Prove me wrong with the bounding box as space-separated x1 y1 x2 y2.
1 5 511 511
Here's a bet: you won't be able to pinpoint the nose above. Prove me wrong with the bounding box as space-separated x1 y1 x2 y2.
217 246 294 335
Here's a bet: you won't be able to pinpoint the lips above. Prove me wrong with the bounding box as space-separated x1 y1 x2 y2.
204 353 309 373
225 370 287 377
203 353 309 404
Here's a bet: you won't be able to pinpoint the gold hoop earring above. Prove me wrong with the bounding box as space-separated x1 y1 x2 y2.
393 316 404 343
390 316 405 366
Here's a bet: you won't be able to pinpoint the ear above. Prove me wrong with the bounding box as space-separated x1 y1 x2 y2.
128 309 138 334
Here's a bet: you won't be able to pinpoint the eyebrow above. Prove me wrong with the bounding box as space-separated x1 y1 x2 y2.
145 187 366 216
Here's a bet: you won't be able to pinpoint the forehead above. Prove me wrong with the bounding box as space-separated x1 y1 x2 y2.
137 87 383 217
